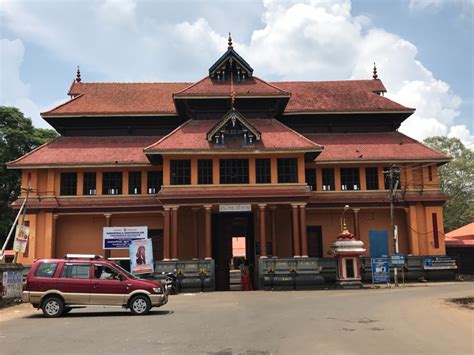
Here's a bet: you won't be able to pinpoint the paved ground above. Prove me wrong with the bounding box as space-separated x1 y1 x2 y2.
0 283 473 355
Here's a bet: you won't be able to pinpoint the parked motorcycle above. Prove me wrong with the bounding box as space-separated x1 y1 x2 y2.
162 271 179 295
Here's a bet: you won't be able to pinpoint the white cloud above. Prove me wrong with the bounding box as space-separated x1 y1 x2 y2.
448 125 474 150
409 0 474 10
0 0 471 149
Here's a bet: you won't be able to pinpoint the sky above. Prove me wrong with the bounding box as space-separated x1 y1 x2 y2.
0 0 473 149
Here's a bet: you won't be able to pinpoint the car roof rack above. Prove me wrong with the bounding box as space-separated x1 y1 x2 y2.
64 254 104 260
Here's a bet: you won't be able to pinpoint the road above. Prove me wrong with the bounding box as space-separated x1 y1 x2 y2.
0 283 473 355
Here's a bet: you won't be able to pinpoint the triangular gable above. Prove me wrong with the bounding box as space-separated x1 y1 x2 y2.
207 109 261 143
209 48 253 79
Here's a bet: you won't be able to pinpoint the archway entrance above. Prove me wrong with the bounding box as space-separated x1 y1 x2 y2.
212 212 255 291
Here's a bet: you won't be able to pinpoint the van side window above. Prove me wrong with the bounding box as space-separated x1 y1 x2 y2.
94 264 121 280
34 262 58 278
60 264 91 279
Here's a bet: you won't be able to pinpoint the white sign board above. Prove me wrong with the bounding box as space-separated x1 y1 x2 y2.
103 226 148 249
219 205 252 213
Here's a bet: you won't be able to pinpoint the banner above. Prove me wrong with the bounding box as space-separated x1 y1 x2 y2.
129 238 154 275
103 226 147 249
423 256 457 270
13 224 30 253
371 257 390 284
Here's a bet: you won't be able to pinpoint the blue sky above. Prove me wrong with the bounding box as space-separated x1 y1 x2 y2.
0 0 472 148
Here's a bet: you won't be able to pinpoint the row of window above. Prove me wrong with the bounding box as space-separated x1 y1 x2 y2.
60 171 163 196
304 167 400 191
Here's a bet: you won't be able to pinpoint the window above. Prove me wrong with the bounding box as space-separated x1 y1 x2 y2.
60 172 77 196
432 213 439 249
148 171 163 193
256 159 271 184
220 159 249 184
428 166 433 181
102 172 122 195
277 158 298 183
170 160 191 185
365 167 379 190
128 171 141 194
198 159 213 184
322 168 335 191
383 166 400 190
83 172 96 196
34 262 58 278
340 168 360 190
60 264 90 279
305 168 317 191
94 264 121 280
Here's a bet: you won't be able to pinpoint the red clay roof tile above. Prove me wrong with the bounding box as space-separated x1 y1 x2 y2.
42 79 410 117
305 132 450 162
7 136 160 167
145 119 322 153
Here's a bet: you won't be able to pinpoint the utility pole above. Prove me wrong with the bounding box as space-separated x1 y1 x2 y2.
389 166 399 287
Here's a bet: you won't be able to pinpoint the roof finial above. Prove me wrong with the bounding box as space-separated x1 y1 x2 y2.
228 32 233 49
76 65 82 82
372 62 378 80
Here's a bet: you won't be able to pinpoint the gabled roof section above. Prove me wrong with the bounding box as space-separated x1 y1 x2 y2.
209 36 253 78
145 119 322 154
173 76 290 98
207 109 261 141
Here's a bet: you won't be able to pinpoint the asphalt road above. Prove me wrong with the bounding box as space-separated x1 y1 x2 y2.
0 283 473 355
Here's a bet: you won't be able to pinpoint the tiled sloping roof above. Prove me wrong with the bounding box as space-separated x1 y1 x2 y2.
274 80 411 113
145 119 322 153
304 132 450 162
42 79 410 117
7 136 160 167
445 222 474 239
44 82 191 116
173 76 289 97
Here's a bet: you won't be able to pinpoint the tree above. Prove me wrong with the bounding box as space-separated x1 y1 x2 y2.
423 136 474 232
0 106 58 246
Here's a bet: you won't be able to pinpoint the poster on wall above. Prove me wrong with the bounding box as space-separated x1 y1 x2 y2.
129 238 154 275
103 226 148 249
423 256 457 270
13 224 30 253
2 271 23 298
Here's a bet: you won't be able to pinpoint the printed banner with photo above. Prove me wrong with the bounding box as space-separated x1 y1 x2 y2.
13 224 30 253
129 238 154 275
103 226 148 249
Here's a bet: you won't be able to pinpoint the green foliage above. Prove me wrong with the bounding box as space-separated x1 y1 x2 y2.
0 106 58 246
424 136 474 232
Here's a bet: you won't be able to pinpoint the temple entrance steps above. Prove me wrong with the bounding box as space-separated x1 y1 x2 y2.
229 269 242 291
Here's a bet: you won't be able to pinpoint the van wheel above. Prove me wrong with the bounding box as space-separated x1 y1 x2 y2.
130 295 151 315
42 296 64 318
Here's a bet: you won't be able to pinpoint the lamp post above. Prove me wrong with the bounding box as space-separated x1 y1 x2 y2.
340 205 350 232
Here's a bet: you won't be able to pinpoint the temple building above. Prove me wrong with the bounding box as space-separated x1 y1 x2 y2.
8 35 450 289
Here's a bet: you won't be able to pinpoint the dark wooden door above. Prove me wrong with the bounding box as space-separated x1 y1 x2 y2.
307 226 323 258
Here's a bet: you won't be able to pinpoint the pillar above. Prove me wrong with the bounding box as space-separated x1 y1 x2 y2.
299 204 308 257
192 207 200 259
163 207 171 260
104 213 111 259
353 208 360 239
171 206 179 260
270 206 277 257
204 205 212 259
52 214 59 258
291 204 301 257
259 204 267 258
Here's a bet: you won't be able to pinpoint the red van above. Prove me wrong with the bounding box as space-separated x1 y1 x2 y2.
22 254 168 317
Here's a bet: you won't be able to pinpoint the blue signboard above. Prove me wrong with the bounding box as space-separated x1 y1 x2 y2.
423 256 457 270
391 254 406 266
103 226 148 249
371 257 390 284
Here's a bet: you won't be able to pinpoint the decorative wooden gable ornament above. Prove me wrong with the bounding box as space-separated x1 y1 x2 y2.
207 109 261 146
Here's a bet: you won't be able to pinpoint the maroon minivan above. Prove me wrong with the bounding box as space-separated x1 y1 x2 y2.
22 254 168 317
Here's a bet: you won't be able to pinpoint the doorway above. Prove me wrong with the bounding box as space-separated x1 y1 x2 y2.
212 212 255 291
369 230 389 257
